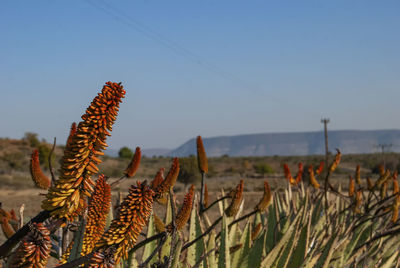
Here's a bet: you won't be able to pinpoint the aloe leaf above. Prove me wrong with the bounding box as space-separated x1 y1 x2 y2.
187 200 206 268
231 220 251 268
218 215 230 268
161 196 173 260
142 212 157 265
207 231 217 268
68 215 86 262
171 238 183 268
287 212 310 267
127 251 139 268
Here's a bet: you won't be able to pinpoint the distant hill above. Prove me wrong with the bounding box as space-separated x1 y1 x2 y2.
167 130 400 157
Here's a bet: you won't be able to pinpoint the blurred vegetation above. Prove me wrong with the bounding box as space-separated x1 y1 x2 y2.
118 146 133 159
177 156 201 188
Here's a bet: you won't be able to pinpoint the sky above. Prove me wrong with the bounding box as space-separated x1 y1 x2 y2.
1 1 400 150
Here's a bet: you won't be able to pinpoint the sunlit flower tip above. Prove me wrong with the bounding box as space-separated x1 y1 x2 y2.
124 147 141 178
329 149 341 173
204 183 209 208
168 185 195 232
255 180 272 211
348 175 355 197
30 149 51 190
196 135 208 173
155 158 180 198
66 122 77 147
251 223 262 241
308 165 320 189
391 202 399 223
225 180 244 217
380 181 388 199
393 179 399 195
81 174 112 256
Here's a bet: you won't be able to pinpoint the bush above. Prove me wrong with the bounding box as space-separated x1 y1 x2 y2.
118 147 133 159
253 163 274 176
178 156 201 188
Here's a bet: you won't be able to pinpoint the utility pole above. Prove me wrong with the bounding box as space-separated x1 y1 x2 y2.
376 143 392 169
321 118 330 167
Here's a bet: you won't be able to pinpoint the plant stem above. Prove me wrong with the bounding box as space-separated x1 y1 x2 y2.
200 172 206 213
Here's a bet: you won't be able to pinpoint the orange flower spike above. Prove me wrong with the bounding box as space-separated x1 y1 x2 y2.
378 164 385 176
124 147 141 178
81 175 112 256
283 163 296 185
348 175 355 197
225 180 244 217
255 180 272 211
1 218 15 239
376 169 391 188
355 165 361 185
96 181 154 264
329 149 341 173
381 181 388 199
9 209 19 231
393 179 399 195
168 185 195 231
29 150 51 190
66 122 77 147
196 136 208 174
204 183 209 208
155 158 180 198
295 162 304 184
316 161 324 176
308 165 320 189
150 167 165 190
42 82 125 220
9 223 51 268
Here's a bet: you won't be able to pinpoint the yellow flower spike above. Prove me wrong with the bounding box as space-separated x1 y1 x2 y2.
329 149 341 173
42 82 125 220
308 165 320 189
348 175 355 197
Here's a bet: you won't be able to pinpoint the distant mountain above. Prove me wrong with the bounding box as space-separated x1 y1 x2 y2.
105 148 170 157
167 130 400 157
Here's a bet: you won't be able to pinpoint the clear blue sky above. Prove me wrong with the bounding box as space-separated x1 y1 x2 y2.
1 1 399 150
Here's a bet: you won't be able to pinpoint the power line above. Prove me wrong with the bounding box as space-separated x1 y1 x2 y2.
84 0 260 92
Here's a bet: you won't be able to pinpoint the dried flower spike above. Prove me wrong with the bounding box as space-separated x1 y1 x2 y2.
254 180 272 211
355 165 361 185
196 136 208 173
42 82 125 220
167 185 195 232
82 175 112 256
225 180 244 217
124 147 141 178
308 165 320 189
154 158 180 198
1 218 15 239
153 213 166 233
151 167 165 191
96 181 154 264
329 149 341 173
9 223 51 268
348 175 355 197
29 149 51 190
